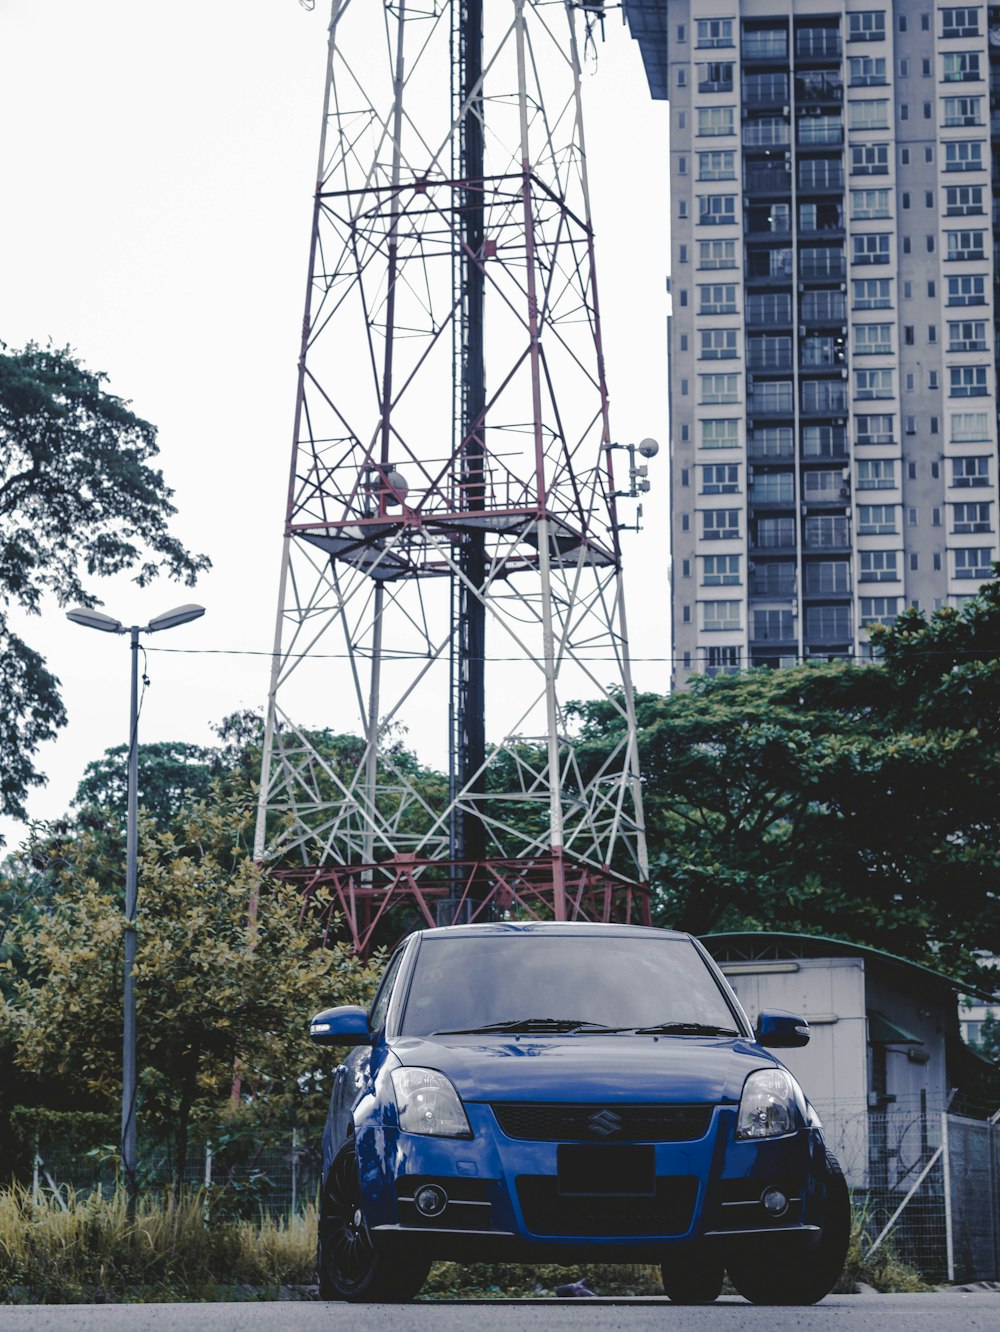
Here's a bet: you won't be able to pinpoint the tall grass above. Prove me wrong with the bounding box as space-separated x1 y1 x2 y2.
0 1185 316 1303
0 1184 929 1302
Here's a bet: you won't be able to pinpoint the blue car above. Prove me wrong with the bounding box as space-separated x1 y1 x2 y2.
309 922 849 1304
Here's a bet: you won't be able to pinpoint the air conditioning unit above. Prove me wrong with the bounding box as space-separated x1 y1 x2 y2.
840 485 851 497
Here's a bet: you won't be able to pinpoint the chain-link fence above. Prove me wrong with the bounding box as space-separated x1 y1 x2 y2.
23 1107 1000 1279
28 1129 323 1218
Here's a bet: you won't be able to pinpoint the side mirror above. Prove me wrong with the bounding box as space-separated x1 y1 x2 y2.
309 1004 371 1046
756 1010 810 1049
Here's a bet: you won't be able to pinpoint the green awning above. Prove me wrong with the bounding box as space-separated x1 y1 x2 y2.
867 1010 923 1046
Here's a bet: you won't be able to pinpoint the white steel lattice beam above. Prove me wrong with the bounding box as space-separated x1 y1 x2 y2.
256 0 649 951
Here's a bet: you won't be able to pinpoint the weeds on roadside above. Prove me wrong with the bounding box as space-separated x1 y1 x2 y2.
0 1184 316 1303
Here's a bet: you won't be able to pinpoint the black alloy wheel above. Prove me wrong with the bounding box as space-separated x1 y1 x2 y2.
318 1140 429 1302
660 1243 725 1303
726 1151 851 1305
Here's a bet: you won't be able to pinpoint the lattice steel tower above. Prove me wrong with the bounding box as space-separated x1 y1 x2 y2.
255 0 650 953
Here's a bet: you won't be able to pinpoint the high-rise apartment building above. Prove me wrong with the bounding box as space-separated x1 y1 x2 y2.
624 2 999 685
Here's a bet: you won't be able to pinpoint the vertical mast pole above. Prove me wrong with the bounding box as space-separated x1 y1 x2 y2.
515 0 566 918
450 0 487 892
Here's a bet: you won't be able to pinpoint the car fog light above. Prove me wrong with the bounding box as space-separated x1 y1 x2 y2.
762 1187 788 1216
414 1184 448 1217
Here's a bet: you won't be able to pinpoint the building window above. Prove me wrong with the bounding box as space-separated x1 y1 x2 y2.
941 8 982 39
697 61 734 93
696 17 734 47
702 600 742 631
946 275 986 305
951 411 990 442
856 414 894 446
751 426 794 458
848 11 886 41
857 459 897 490
752 609 795 642
700 418 740 449
860 597 899 627
702 554 740 585
804 515 850 548
754 517 797 552
850 188 891 220
942 51 982 82
697 151 736 181
944 184 984 214
849 99 890 130
699 328 739 360
751 470 795 503
697 106 735 137
849 55 887 85
952 456 990 488
851 143 889 174
855 369 894 400
700 464 740 494
858 504 897 534
949 365 989 397
948 320 987 352
953 502 991 533
702 508 740 540
852 278 892 310
699 373 739 404
945 230 986 261
698 194 737 225
854 323 892 355
705 645 741 675
954 547 993 579
805 604 852 641
859 549 899 582
943 95 983 126
699 284 738 314
698 239 737 269
944 140 984 171
852 233 891 265
805 560 850 593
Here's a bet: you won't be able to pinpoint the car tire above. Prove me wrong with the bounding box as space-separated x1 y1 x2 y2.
660 1244 725 1303
318 1140 430 1303
726 1151 851 1306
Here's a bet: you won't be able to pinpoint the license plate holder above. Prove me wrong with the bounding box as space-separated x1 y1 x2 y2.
556 1144 655 1197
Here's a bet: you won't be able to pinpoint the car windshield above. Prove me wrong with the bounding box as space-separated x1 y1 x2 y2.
399 933 743 1038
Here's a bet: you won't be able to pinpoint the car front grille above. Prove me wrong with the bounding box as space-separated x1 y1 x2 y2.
492 1102 713 1143
516 1175 698 1237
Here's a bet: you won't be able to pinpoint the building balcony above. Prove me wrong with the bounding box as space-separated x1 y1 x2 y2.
796 73 843 103
745 166 794 195
795 31 841 62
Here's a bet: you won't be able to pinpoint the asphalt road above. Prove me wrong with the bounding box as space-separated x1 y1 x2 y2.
0 1293 998 1332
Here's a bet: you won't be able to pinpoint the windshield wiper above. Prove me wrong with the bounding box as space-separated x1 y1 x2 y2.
432 1017 612 1036
629 1022 740 1037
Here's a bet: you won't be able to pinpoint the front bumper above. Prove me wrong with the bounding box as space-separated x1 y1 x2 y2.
356 1102 828 1262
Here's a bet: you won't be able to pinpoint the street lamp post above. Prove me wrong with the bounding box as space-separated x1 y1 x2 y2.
66 603 205 1214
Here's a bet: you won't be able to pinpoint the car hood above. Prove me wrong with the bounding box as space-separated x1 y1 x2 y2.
387 1034 775 1105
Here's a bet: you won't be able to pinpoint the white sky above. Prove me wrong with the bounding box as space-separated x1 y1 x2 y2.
0 0 670 850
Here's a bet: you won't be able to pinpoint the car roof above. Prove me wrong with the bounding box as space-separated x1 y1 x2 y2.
408 921 694 943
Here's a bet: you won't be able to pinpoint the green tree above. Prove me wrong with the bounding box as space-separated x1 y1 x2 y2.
570 577 1000 990
0 341 210 827
73 741 216 828
0 791 380 1186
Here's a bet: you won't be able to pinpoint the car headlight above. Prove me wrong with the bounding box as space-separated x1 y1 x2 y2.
736 1068 798 1140
391 1067 472 1138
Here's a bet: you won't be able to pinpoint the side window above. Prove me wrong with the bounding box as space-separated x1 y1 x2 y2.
368 948 406 1031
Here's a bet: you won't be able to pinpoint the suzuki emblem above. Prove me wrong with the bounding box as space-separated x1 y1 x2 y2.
588 1109 623 1137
